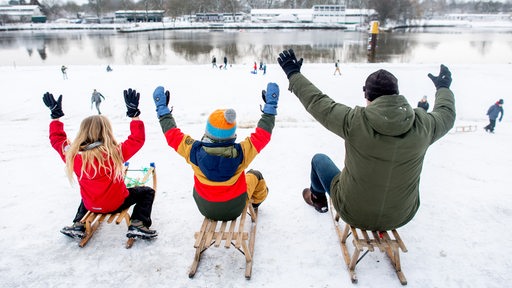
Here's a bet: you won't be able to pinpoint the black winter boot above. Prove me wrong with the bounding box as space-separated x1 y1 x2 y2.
60 222 86 239
126 220 158 239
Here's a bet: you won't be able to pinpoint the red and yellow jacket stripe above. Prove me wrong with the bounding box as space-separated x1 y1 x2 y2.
159 113 274 220
164 125 271 202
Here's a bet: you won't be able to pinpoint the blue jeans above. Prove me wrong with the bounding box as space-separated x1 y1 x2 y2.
310 153 341 196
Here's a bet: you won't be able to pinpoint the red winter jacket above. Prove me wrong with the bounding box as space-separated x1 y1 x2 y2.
49 119 145 213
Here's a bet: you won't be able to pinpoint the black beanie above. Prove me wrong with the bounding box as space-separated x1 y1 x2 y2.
364 69 399 101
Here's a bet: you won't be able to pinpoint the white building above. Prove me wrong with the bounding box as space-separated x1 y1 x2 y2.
0 4 46 23
250 8 312 23
312 4 345 23
250 5 374 25
194 12 245 23
345 8 376 25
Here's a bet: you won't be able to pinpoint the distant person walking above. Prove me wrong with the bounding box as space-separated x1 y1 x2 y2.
334 60 341 76
91 89 105 115
252 62 258 74
484 99 504 133
212 56 217 68
61 65 68 79
106 65 113 72
417 96 429 111
223 56 228 70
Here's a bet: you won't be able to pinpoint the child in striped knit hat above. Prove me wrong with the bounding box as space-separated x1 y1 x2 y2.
153 83 279 220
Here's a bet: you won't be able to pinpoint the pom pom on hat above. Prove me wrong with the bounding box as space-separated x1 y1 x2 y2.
205 109 237 141
363 69 399 101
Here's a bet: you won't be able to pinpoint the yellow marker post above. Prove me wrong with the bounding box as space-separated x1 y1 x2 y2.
367 21 379 63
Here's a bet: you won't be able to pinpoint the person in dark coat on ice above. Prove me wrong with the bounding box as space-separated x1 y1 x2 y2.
417 95 429 111
484 99 504 133
91 89 105 115
212 56 217 68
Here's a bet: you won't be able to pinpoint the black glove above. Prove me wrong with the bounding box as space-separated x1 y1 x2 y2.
123 88 141 118
428 64 452 89
42 92 64 119
278 49 303 79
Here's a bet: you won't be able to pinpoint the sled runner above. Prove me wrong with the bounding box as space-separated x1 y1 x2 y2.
79 162 157 249
189 201 258 279
330 199 408 285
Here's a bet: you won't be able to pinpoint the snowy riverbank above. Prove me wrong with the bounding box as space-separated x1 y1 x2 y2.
2 18 512 33
1 62 511 287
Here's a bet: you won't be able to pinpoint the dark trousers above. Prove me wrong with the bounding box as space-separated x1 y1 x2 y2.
484 119 496 132
94 101 102 114
72 186 156 227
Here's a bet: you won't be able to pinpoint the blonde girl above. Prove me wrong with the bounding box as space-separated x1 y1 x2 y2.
43 89 157 240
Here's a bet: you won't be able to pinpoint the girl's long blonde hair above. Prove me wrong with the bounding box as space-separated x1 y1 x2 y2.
65 115 124 183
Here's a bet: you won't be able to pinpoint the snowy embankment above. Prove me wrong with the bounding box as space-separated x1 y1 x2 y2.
387 18 512 30
0 63 511 288
3 18 512 33
0 21 348 32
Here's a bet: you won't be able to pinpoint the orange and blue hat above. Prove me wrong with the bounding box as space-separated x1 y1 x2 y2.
204 109 237 141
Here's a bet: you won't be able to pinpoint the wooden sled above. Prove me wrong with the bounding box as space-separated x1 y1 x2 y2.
330 199 408 285
79 162 157 249
455 125 477 132
189 202 258 279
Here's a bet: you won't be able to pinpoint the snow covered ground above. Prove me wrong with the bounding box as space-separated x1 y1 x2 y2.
0 62 511 287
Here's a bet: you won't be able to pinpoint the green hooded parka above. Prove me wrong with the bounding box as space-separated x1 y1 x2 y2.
289 73 455 231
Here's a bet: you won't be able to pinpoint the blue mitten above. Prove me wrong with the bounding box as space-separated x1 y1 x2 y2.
261 82 279 115
153 86 171 117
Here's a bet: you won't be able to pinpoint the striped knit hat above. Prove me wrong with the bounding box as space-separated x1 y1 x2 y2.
205 109 237 141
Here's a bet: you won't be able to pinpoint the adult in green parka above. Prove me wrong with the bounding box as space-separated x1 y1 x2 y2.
277 49 456 231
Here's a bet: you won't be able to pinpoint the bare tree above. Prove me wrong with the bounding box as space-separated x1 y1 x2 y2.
85 0 106 18
40 0 62 20
60 2 81 16
119 0 137 10
221 0 241 15
166 0 195 18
